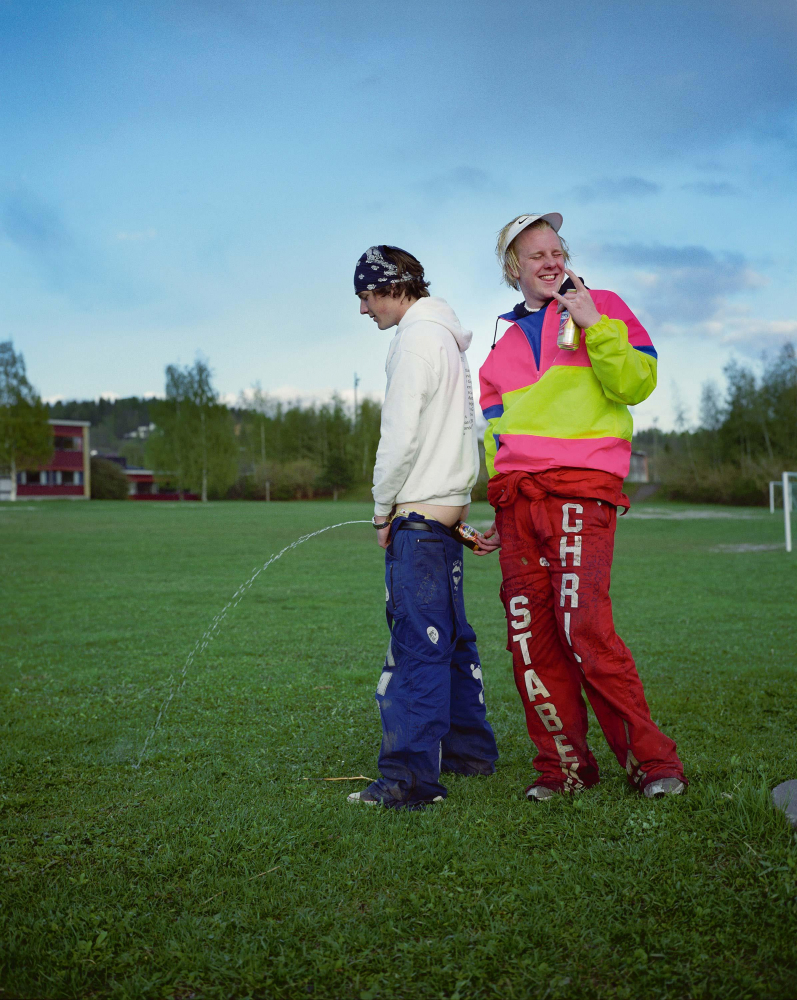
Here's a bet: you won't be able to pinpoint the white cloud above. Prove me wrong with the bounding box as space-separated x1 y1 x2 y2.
601 242 767 325
592 241 797 356
663 311 797 351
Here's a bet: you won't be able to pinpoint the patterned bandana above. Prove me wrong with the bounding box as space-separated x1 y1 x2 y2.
354 245 412 294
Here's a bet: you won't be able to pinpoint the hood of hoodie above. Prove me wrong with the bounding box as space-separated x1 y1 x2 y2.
397 296 473 352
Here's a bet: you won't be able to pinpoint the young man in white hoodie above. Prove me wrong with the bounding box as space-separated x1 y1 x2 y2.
348 245 499 810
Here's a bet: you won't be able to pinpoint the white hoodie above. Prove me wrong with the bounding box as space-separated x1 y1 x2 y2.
372 296 479 516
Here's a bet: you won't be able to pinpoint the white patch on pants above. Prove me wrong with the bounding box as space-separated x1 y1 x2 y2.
427 626 439 645
512 631 532 665
562 503 583 533
560 574 579 608
559 534 582 567
509 595 531 629
553 734 584 790
376 671 392 696
563 612 582 663
535 702 564 732
524 668 550 702
470 662 485 704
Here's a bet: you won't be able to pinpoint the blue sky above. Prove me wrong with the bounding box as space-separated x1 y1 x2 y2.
1 0 795 429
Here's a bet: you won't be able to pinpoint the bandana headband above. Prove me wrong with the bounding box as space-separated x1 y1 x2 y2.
354 245 414 294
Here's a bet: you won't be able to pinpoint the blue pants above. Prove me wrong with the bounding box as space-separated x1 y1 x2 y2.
369 513 498 809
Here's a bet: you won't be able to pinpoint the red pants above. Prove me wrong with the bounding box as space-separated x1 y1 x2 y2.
494 478 686 793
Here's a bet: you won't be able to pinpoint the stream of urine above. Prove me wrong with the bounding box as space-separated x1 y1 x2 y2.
135 520 371 768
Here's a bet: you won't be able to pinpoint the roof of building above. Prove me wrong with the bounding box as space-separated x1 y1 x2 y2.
49 419 91 427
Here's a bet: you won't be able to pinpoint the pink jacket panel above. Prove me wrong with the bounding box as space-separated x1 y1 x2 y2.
494 433 633 479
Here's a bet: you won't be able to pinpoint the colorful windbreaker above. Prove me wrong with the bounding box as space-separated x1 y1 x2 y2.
479 288 657 480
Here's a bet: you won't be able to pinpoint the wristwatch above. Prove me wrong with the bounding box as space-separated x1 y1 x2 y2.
372 515 391 530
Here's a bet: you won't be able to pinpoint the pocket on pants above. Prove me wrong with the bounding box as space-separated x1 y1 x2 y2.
385 557 403 617
410 538 449 612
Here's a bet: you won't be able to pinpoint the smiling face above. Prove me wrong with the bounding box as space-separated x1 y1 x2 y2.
357 289 415 330
509 226 567 308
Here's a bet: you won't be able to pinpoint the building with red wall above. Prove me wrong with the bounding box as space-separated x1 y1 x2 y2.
124 467 197 500
15 420 91 500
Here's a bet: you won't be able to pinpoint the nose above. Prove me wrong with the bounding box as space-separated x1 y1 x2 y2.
360 299 369 314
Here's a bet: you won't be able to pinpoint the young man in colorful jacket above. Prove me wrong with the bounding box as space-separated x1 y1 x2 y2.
348 245 499 810
479 213 687 800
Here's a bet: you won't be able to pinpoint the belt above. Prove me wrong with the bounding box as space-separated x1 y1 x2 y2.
397 519 434 532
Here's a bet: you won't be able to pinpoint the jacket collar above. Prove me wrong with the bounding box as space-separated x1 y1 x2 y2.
510 275 587 319
490 276 588 350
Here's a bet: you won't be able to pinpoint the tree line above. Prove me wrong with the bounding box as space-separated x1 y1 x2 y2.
5 340 796 505
45 357 383 501
633 343 797 505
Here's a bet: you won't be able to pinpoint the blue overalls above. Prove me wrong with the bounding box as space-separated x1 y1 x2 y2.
368 512 499 809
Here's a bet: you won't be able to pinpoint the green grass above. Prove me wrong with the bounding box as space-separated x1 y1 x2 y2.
1 499 796 1000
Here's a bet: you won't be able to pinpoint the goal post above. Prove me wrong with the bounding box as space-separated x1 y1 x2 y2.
781 472 797 554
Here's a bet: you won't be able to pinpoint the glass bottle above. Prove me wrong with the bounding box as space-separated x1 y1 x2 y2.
453 521 481 551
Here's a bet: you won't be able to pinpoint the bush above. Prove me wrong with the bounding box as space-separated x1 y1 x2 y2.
90 457 129 500
470 477 489 502
226 460 324 500
661 459 783 506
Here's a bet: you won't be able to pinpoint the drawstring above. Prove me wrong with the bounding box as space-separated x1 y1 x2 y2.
491 279 586 351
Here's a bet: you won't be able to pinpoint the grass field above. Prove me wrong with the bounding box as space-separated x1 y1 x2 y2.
2 499 796 1000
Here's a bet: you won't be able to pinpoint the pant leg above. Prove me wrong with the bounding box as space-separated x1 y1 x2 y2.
371 522 456 807
374 630 451 805
441 636 499 775
539 494 686 789
496 496 600 791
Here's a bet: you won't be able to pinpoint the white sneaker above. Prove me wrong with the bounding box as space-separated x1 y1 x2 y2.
347 791 378 805
644 777 685 798
525 785 557 801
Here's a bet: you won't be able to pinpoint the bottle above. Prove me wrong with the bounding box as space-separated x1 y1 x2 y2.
453 521 481 551
557 309 581 351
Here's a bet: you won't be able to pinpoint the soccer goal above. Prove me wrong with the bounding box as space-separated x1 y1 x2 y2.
771 472 797 553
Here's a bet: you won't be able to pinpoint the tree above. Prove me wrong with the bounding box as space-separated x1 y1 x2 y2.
320 448 354 501
240 382 274 499
90 457 129 499
0 342 52 501
147 359 238 501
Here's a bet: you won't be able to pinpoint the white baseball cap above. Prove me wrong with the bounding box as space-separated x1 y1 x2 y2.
503 212 563 248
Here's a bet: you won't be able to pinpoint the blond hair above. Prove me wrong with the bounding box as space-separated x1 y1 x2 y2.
496 215 571 290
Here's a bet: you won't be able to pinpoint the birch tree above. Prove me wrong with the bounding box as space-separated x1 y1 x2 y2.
147 359 237 501
0 342 52 501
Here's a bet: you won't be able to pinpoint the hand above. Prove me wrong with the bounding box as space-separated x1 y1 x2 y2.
377 524 391 549
472 521 500 556
551 269 601 330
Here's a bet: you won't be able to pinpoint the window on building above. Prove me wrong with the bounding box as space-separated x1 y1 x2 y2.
53 435 82 450
19 470 48 485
